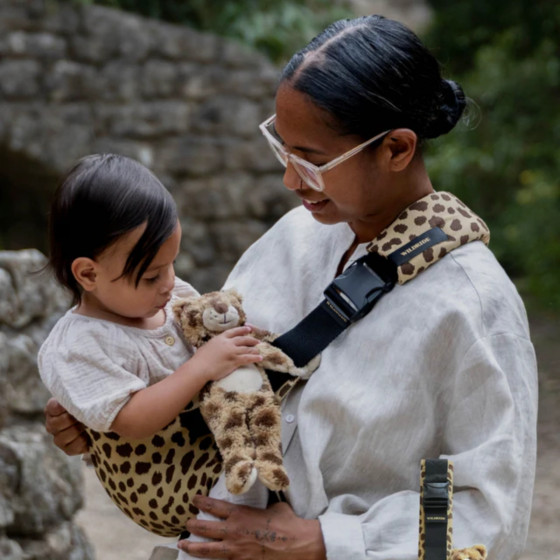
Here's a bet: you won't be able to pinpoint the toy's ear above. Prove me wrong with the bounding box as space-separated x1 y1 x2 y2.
224 287 243 304
172 296 205 346
223 288 246 324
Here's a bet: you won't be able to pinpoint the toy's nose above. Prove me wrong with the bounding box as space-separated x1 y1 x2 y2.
214 303 228 314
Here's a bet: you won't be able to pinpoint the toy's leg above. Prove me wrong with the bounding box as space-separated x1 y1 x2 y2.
201 387 257 495
451 545 487 560
248 384 290 492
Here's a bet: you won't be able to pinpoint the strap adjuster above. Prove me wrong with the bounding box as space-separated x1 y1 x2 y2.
323 253 396 325
423 481 450 510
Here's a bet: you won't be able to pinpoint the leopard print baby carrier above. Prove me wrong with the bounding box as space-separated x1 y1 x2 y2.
86 191 491 538
84 397 219 537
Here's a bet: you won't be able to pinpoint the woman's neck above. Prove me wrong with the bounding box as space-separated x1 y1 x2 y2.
352 166 434 243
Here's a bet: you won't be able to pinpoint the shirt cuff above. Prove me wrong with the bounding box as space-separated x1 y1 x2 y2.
319 511 365 560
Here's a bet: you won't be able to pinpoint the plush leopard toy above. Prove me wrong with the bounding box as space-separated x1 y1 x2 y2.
173 288 317 495
451 546 487 560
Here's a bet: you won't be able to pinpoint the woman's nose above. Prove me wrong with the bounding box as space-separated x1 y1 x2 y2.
283 161 302 191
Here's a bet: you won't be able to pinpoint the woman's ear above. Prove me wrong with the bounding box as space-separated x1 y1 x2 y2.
384 128 418 171
71 257 98 292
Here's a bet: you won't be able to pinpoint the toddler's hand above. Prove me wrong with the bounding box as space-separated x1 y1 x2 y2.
191 326 262 382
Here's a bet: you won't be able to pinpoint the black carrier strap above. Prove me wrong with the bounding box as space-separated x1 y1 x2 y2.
271 251 397 368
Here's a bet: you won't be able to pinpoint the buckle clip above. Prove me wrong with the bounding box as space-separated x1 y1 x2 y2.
423 481 450 510
323 253 396 325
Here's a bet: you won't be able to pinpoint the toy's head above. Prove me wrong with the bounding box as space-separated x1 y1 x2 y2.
173 288 247 347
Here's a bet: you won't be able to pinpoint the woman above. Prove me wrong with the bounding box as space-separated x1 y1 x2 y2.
45 15 537 560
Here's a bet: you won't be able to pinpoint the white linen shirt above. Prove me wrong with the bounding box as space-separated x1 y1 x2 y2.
38 278 198 432
223 205 538 560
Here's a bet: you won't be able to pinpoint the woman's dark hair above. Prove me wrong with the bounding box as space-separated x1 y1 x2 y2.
281 15 466 141
48 153 178 303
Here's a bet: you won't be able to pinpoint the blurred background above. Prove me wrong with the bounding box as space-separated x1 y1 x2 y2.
0 0 558 559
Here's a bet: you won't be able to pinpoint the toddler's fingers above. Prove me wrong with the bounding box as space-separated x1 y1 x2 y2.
233 335 260 347
238 352 263 363
223 326 252 337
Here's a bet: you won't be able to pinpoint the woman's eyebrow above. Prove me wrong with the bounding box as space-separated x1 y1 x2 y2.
272 123 327 155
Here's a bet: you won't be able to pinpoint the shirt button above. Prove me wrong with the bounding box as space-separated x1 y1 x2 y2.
164 335 175 346
285 414 295 424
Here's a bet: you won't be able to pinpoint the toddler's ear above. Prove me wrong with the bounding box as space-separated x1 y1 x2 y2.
71 257 97 292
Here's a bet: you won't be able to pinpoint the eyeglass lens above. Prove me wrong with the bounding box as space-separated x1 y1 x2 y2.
265 120 322 190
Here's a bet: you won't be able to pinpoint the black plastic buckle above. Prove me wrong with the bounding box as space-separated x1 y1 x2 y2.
423 481 450 511
423 480 449 525
323 253 397 325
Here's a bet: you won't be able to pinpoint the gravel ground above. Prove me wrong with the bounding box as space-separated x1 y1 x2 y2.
76 312 560 560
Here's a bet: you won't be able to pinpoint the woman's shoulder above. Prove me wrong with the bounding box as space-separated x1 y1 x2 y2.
411 240 530 339
172 277 199 299
237 206 350 262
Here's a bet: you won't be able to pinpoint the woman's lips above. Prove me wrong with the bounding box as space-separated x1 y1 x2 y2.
302 198 329 212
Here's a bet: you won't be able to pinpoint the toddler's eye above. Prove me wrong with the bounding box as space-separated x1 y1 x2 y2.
144 275 159 284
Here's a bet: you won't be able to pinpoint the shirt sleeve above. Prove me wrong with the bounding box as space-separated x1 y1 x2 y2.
318 332 537 560
39 323 147 432
173 276 200 299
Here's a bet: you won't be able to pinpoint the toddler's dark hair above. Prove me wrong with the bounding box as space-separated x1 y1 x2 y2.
48 153 178 303
282 15 466 142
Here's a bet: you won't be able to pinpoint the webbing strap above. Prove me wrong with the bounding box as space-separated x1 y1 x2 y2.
271 227 447 373
421 459 453 560
272 251 397 368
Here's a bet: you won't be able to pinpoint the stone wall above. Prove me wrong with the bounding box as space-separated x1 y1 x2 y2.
0 3 296 557
0 249 93 559
0 0 295 291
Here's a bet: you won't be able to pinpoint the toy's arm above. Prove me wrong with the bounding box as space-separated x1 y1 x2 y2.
257 341 320 379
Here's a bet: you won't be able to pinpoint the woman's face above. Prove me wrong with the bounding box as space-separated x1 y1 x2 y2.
274 83 397 242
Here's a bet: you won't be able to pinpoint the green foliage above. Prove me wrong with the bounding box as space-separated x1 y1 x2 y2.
72 0 353 62
424 0 560 310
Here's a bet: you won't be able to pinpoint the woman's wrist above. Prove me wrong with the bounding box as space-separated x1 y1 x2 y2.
293 518 327 560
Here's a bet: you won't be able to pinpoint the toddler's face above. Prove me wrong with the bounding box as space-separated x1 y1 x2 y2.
84 222 181 326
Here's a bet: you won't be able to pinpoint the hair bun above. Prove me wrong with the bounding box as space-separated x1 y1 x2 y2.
425 79 466 138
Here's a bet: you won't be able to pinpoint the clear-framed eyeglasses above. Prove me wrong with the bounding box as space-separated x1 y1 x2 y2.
259 114 390 192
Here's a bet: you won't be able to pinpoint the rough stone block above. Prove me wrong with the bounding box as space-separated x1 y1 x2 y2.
5 332 52 415
97 61 142 102
223 137 280 172
0 537 23 560
19 521 94 560
94 101 191 139
0 426 84 536
0 250 69 329
46 60 99 102
73 4 151 63
151 26 219 63
3 31 67 59
142 59 181 99
190 96 261 138
156 136 223 176
0 60 41 99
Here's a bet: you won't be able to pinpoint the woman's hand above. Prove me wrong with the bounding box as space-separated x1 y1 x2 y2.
44 397 89 455
178 495 326 560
